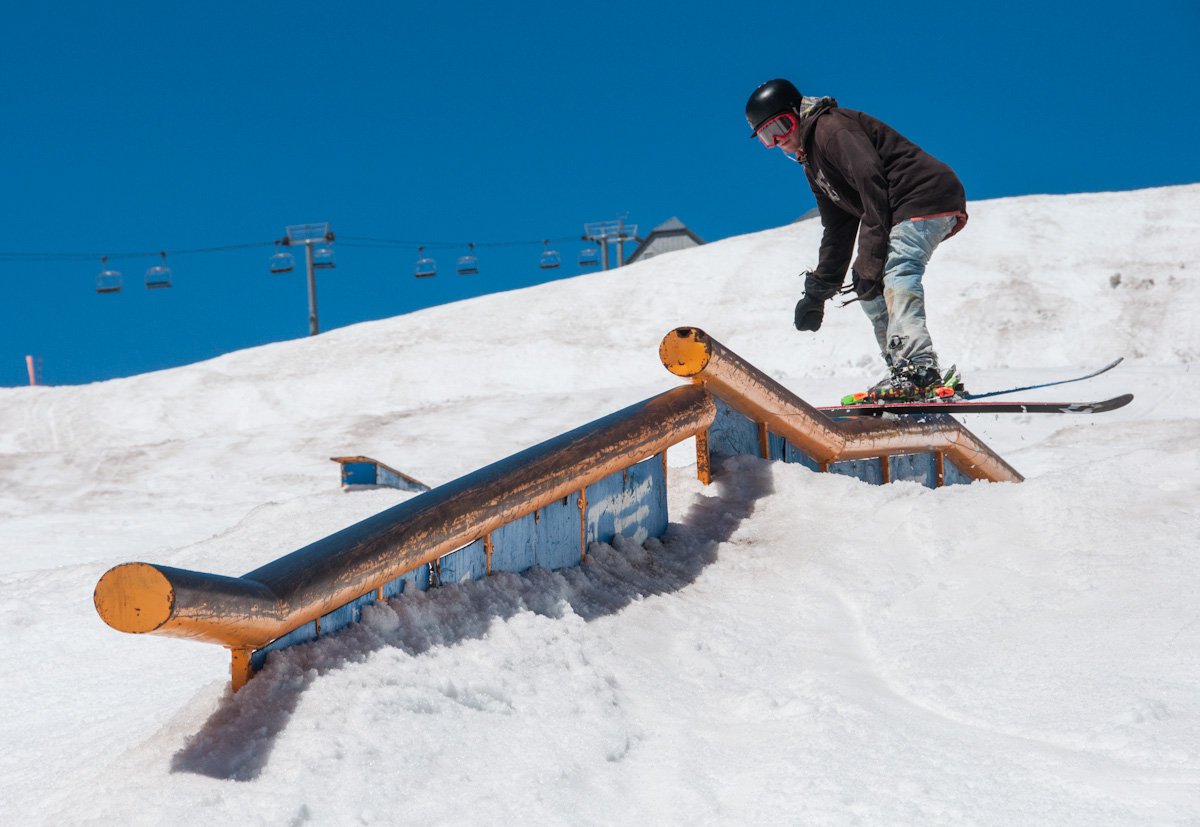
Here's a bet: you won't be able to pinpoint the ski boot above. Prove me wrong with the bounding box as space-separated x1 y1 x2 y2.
840 364 965 406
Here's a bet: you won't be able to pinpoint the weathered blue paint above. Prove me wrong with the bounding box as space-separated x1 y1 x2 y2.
491 494 583 573
320 591 378 636
381 563 430 599
489 512 538 573
707 398 760 458
251 565 433 670
334 457 431 493
380 572 405 600
250 621 318 670
783 440 823 472
341 462 378 486
586 454 667 547
375 465 429 493
828 457 885 485
943 455 974 486
767 432 787 462
534 496 585 570
889 453 938 488
438 538 487 584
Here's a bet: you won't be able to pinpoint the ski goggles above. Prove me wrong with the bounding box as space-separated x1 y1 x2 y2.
753 111 798 147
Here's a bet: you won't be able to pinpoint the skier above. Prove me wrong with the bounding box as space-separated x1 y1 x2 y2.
745 78 968 398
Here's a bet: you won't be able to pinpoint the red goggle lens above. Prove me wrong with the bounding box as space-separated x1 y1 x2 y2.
755 112 798 147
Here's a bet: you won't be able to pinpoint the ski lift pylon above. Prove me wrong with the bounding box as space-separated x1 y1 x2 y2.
96 256 123 294
456 242 479 276
414 246 437 278
539 240 561 270
145 251 172 289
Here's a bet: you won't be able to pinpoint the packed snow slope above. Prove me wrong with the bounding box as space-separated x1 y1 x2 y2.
1 184 1198 825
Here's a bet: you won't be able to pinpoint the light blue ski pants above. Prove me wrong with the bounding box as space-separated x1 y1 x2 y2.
859 215 958 370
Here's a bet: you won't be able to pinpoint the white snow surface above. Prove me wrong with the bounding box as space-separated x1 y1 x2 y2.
2 185 1199 824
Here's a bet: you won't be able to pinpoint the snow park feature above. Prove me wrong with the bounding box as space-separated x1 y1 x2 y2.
94 386 715 690
94 328 1023 693
330 456 430 493
3 185 1199 822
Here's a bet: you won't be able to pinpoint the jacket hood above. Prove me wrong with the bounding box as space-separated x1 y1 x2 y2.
792 96 838 163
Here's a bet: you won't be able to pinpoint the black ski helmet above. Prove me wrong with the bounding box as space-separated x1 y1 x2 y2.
745 78 804 137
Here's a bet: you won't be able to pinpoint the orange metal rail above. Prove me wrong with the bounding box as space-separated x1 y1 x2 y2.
659 327 1022 484
95 386 716 687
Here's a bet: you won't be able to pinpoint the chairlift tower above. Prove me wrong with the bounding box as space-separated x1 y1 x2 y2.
582 217 638 271
280 223 335 336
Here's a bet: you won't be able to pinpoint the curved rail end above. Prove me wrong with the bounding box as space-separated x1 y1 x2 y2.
659 327 712 377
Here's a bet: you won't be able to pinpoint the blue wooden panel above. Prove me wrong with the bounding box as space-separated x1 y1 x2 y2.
943 455 974 487
251 621 318 671
342 462 377 486
828 457 885 485
586 471 625 546
252 565 433 670
889 453 937 489
381 573 405 599
438 538 487 585
708 398 760 458
783 441 822 472
534 495 584 571
320 591 378 636
586 454 667 547
490 512 538 574
376 466 428 493
767 432 787 462
407 563 431 591
380 563 430 600
491 496 583 573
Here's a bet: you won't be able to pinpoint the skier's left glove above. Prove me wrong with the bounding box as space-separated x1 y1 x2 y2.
794 295 824 331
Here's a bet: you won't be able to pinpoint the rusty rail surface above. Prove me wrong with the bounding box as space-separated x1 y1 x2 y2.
659 327 1023 484
94 385 717 657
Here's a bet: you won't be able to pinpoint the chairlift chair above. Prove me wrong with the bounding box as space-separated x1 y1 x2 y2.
96 257 123 294
312 243 336 270
578 245 599 268
456 242 479 276
414 246 437 278
145 252 172 289
539 240 561 270
269 241 295 274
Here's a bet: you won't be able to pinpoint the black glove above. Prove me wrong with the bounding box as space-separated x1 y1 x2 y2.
850 268 883 302
794 295 824 331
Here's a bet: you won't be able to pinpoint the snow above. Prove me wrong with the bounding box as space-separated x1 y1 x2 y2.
2 184 1199 824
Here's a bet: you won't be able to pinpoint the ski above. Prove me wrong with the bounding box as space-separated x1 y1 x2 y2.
820 393 1134 417
961 357 1124 400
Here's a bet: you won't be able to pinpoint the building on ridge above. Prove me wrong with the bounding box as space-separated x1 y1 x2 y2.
624 217 705 265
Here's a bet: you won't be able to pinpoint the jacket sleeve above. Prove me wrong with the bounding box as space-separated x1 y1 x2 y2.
825 127 891 283
807 188 858 301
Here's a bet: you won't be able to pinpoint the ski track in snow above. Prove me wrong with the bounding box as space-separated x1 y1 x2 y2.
1 185 1199 824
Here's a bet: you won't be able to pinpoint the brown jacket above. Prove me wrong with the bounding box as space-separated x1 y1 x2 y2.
798 103 966 299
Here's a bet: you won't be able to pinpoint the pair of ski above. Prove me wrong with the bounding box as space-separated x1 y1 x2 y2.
823 358 1133 417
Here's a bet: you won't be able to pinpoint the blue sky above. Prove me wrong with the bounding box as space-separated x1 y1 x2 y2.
2 0 1196 386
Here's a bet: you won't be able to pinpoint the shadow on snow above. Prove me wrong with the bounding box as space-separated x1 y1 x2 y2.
170 456 774 781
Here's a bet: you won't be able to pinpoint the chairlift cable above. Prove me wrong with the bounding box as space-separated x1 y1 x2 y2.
0 240 276 262
339 235 577 249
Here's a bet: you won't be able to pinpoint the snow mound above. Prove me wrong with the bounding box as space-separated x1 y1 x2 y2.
1 184 1198 823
